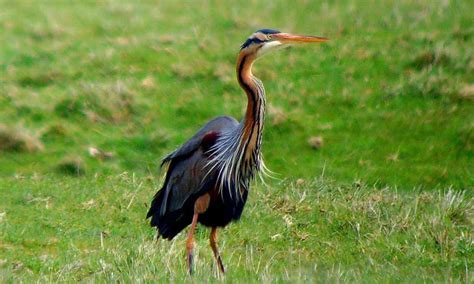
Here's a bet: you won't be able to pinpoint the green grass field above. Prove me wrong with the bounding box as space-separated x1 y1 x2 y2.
1 0 473 282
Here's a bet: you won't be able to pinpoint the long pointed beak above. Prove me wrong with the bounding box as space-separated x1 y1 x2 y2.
272 33 329 44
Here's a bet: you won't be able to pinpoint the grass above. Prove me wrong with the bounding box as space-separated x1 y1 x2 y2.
0 0 473 282
0 174 472 282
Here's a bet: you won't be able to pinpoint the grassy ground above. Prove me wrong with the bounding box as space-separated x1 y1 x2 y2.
0 0 473 282
0 175 472 282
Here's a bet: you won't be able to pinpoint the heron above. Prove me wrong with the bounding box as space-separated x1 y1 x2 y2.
147 29 328 274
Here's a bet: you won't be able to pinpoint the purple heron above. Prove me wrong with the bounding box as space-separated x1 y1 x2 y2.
147 29 328 274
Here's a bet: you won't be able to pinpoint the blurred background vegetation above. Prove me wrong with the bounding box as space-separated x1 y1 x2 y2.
1 0 473 188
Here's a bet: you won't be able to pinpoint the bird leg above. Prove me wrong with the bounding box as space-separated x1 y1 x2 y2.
210 227 225 274
186 194 210 275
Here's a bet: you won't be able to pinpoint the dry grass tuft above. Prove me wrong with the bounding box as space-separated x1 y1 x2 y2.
458 84 474 101
213 62 233 84
56 156 86 176
308 136 324 149
0 125 44 153
17 71 62 88
387 71 454 99
0 212 6 223
88 147 114 160
40 124 68 140
386 153 399 162
410 50 451 69
451 28 474 41
54 82 136 124
140 76 156 89
171 63 197 79
267 105 288 126
457 124 474 152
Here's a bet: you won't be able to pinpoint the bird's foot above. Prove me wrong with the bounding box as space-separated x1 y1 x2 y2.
217 255 225 274
187 252 194 275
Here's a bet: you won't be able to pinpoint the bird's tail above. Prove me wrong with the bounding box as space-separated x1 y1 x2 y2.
146 187 166 226
146 188 192 240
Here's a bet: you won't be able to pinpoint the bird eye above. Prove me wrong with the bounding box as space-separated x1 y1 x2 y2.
267 35 272 39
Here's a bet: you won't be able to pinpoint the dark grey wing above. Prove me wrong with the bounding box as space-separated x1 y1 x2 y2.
160 116 238 166
159 147 208 214
147 116 239 239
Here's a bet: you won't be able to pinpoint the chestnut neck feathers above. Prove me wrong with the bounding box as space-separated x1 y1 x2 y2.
206 51 266 198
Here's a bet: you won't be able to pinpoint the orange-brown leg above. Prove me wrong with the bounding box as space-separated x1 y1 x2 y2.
210 227 225 274
186 213 199 275
186 194 210 275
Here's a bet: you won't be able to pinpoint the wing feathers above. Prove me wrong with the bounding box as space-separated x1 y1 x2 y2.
147 116 239 239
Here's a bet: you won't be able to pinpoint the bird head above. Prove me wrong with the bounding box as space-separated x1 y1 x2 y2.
240 29 328 58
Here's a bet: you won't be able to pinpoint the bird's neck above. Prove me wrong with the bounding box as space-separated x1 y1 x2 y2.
203 52 266 196
236 52 266 164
